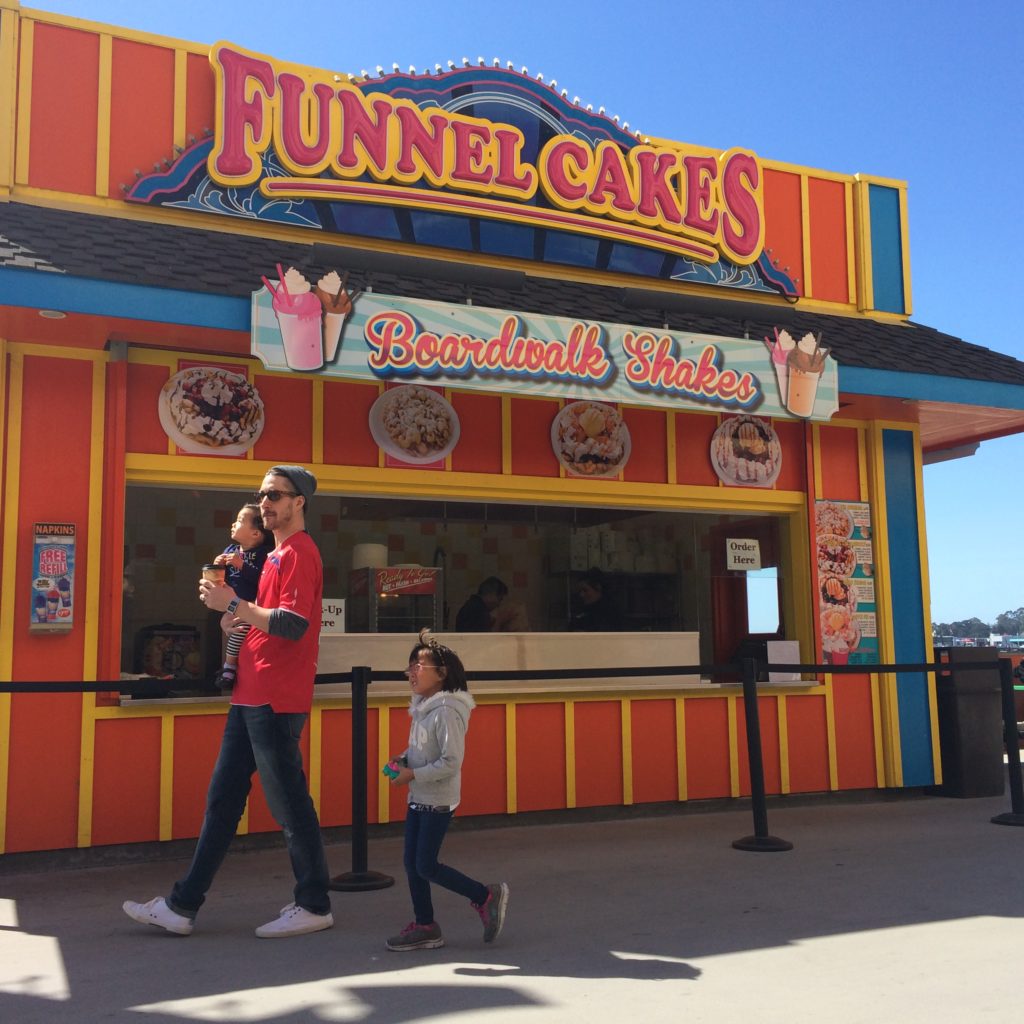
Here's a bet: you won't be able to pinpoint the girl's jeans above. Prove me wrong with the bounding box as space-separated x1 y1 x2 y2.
404 805 489 924
168 704 331 917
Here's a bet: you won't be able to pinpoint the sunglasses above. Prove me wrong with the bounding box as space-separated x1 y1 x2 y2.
255 489 298 502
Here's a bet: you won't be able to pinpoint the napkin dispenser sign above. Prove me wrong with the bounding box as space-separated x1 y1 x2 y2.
30 522 76 632
727 538 762 571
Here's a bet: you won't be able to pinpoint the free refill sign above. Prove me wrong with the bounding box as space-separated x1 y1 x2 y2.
727 538 762 571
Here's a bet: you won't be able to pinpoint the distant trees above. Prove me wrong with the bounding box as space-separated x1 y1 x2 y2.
931 609 1024 638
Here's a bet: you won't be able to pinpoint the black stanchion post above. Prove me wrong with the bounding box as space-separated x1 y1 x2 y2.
991 657 1024 827
733 656 793 852
330 665 395 890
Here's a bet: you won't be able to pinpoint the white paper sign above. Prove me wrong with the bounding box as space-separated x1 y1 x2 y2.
726 538 762 571
321 598 346 635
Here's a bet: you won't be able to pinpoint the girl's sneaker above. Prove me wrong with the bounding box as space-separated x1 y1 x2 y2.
473 882 510 943
386 921 444 951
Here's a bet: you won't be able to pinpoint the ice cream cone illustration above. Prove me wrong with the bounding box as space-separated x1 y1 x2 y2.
784 332 828 418
263 265 323 372
315 270 353 363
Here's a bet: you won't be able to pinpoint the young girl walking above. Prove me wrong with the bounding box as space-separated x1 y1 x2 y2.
384 629 509 950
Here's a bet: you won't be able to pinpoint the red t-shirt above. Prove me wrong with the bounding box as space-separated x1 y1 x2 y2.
233 530 322 713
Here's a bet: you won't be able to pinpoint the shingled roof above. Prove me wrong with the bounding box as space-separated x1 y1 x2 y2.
3 200 1024 388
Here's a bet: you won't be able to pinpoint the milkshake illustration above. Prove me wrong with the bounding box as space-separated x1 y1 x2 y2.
785 332 829 418
46 587 60 621
764 327 795 404
264 266 323 372
57 575 71 608
315 270 353 363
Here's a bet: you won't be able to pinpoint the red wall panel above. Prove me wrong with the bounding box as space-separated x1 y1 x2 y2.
108 39 175 197
684 698 731 799
832 675 879 789
675 411 719 486
171 714 226 839
763 169 804 298
461 703 507 815
573 702 622 807
92 717 161 845
323 380 379 467
735 696 781 796
126 363 171 453
786 695 830 792
772 418 807 492
3 695 82 852
28 24 99 194
509 397 560 477
320 708 354 827
630 699 678 804
450 392 502 474
185 51 215 143
819 424 862 500
622 407 668 484
252 375 313 463
809 177 850 304
515 703 565 811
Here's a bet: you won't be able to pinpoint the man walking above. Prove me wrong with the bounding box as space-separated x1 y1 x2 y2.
123 465 333 938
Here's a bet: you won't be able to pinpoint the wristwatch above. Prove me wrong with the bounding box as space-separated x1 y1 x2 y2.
226 597 241 615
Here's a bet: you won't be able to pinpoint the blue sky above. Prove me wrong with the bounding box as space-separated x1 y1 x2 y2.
40 0 1024 624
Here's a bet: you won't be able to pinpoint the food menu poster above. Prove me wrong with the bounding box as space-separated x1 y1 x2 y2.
30 523 75 632
814 500 879 666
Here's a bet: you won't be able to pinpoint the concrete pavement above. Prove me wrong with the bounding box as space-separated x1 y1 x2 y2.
1 792 1022 1022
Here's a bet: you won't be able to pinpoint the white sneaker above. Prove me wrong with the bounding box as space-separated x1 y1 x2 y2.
255 904 334 938
123 897 194 936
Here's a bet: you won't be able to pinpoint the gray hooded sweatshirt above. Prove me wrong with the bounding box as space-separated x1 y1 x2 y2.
402 689 476 809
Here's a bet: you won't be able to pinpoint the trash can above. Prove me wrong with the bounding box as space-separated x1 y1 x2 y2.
934 646 1004 798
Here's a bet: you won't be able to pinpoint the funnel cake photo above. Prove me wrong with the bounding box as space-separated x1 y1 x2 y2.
816 534 857 578
710 415 782 487
820 574 857 613
158 366 265 456
815 501 854 539
550 400 631 478
369 385 460 463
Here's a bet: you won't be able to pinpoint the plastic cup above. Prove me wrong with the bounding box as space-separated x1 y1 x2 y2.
57 576 71 607
828 649 850 666
201 564 226 585
275 306 324 371
785 367 820 418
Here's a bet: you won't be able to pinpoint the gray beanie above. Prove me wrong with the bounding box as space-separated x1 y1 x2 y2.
269 465 317 505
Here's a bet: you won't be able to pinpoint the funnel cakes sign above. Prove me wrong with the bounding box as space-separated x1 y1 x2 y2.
251 271 839 421
128 46 795 297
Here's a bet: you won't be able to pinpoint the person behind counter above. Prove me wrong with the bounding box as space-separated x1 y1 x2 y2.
570 567 622 631
455 576 508 631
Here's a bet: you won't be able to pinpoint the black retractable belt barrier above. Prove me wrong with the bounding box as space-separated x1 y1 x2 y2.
732 657 793 852
329 665 395 891
991 658 1024 827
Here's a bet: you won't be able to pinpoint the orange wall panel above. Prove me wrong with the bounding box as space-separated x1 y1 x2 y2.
450 392 502 474
818 424 862 500
126 363 172 453
251 375 313 463
515 703 566 811
171 713 226 839
772 418 807 492
185 51 215 142
461 703 508 815
808 177 850 304
622 407 667 484
684 698 731 799
27 24 99 195
3 695 82 852
107 39 175 197
13 356 92 680
320 708 354 827
509 397 560 476
323 380 380 467
786 695 830 792
630 699 678 804
832 675 879 789
735 696 782 796
675 411 719 486
573 701 622 807
92 717 161 845
763 169 804 298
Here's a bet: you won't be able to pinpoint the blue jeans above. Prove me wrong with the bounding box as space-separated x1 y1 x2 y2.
404 805 488 925
168 704 331 917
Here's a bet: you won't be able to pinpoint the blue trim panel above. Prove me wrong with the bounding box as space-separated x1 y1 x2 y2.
882 428 933 786
0 266 249 332
840 366 1024 412
868 185 905 314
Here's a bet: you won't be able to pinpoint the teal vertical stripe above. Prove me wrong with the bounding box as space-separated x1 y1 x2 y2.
882 428 932 785
868 185 905 314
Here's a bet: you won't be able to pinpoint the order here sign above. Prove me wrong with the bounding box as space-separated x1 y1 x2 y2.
727 539 762 571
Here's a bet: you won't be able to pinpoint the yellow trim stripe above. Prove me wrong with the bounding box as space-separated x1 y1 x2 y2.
0 6 19 196
666 411 677 485
777 694 790 793
727 697 739 797
173 48 188 153
158 715 174 841
800 173 812 298
311 378 325 465
564 700 576 808
621 699 633 805
13 15 31 186
824 676 838 790
674 697 687 801
505 703 517 813
377 705 391 823
95 34 112 198
844 180 857 305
